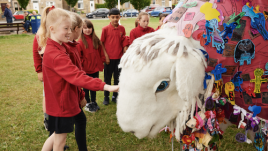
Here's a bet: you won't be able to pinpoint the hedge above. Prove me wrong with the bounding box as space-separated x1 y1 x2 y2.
25 10 39 14
95 4 107 9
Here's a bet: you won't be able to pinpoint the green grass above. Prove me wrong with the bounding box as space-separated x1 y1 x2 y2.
0 18 256 151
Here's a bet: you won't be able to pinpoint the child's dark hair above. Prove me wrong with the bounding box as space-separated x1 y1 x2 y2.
81 19 101 50
159 14 168 20
109 8 120 16
135 12 149 27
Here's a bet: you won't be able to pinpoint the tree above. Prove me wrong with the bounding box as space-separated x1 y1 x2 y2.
130 0 150 12
104 0 129 9
17 0 29 10
65 0 79 11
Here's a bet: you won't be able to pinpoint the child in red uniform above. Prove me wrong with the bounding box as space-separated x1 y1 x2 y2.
77 19 106 112
39 7 118 151
101 8 129 105
130 12 154 45
62 12 89 151
155 14 168 31
33 35 49 130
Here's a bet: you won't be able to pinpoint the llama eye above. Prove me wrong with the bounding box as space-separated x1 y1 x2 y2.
156 81 169 92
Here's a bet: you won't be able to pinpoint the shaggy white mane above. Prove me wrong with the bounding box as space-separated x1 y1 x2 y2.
119 25 210 140
119 25 207 70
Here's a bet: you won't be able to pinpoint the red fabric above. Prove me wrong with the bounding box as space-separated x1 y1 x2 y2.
63 40 85 103
204 0 268 120
43 38 105 117
100 23 129 59
32 35 42 73
77 34 105 74
155 25 161 31
129 24 155 45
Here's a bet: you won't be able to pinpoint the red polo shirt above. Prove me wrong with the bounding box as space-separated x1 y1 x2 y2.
129 24 155 45
101 23 129 59
43 38 105 117
33 35 42 73
77 34 106 74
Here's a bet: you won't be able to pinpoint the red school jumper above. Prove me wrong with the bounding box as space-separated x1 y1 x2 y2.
33 35 42 73
42 38 106 117
63 40 86 106
100 23 129 59
77 34 106 74
129 24 155 45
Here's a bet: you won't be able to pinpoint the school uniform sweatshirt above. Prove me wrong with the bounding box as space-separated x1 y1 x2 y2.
77 34 106 74
101 23 129 59
63 40 85 106
42 38 105 117
129 24 155 45
33 35 42 73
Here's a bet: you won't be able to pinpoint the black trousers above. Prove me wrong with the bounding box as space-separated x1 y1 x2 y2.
83 72 99 103
49 109 87 151
104 59 121 98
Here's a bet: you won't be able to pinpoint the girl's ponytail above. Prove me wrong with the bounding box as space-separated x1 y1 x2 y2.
37 6 51 55
37 7 70 54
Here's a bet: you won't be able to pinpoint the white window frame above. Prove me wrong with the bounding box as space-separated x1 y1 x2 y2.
46 1 55 7
78 0 84 9
162 0 165 6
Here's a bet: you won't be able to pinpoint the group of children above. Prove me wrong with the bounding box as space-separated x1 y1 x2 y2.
32 6 167 151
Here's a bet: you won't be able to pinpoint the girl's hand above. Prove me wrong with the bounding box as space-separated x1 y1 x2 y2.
123 46 128 53
103 85 119 92
80 98 87 108
37 72 43 82
105 57 110 65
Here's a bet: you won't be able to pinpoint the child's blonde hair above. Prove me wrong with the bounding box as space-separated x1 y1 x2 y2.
37 7 71 54
135 12 149 27
70 12 83 32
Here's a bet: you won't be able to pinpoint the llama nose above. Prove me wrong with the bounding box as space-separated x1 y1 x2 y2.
130 131 135 134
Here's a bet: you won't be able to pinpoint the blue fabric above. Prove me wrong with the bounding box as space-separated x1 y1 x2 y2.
4 8 13 19
6 18 13 23
24 20 31 31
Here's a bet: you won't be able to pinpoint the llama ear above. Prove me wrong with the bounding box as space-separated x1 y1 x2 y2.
173 49 206 140
174 50 205 104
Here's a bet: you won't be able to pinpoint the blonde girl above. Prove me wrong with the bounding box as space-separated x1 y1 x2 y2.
40 6 118 151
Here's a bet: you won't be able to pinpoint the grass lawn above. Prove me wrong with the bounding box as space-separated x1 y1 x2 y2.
0 17 256 151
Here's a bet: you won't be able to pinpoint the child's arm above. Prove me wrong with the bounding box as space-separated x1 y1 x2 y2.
100 28 110 65
98 43 106 63
52 53 118 92
100 42 110 65
76 43 84 65
122 28 129 53
32 36 43 81
129 29 136 45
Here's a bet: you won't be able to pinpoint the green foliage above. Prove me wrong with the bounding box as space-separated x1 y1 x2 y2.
25 9 39 14
104 0 129 9
95 3 107 9
17 0 30 10
130 0 150 12
65 0 79 7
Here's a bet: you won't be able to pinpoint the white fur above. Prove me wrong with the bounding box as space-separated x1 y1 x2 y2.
117 26 207 140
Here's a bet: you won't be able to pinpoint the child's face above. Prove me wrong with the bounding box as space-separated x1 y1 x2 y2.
159 16 165 26
138 15 149 28
109 15 120 27
50 19 72 44
24 12 28 16
82 24 92 36
72 26 82 40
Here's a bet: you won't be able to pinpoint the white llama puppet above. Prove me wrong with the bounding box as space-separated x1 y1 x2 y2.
116 0 217 141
